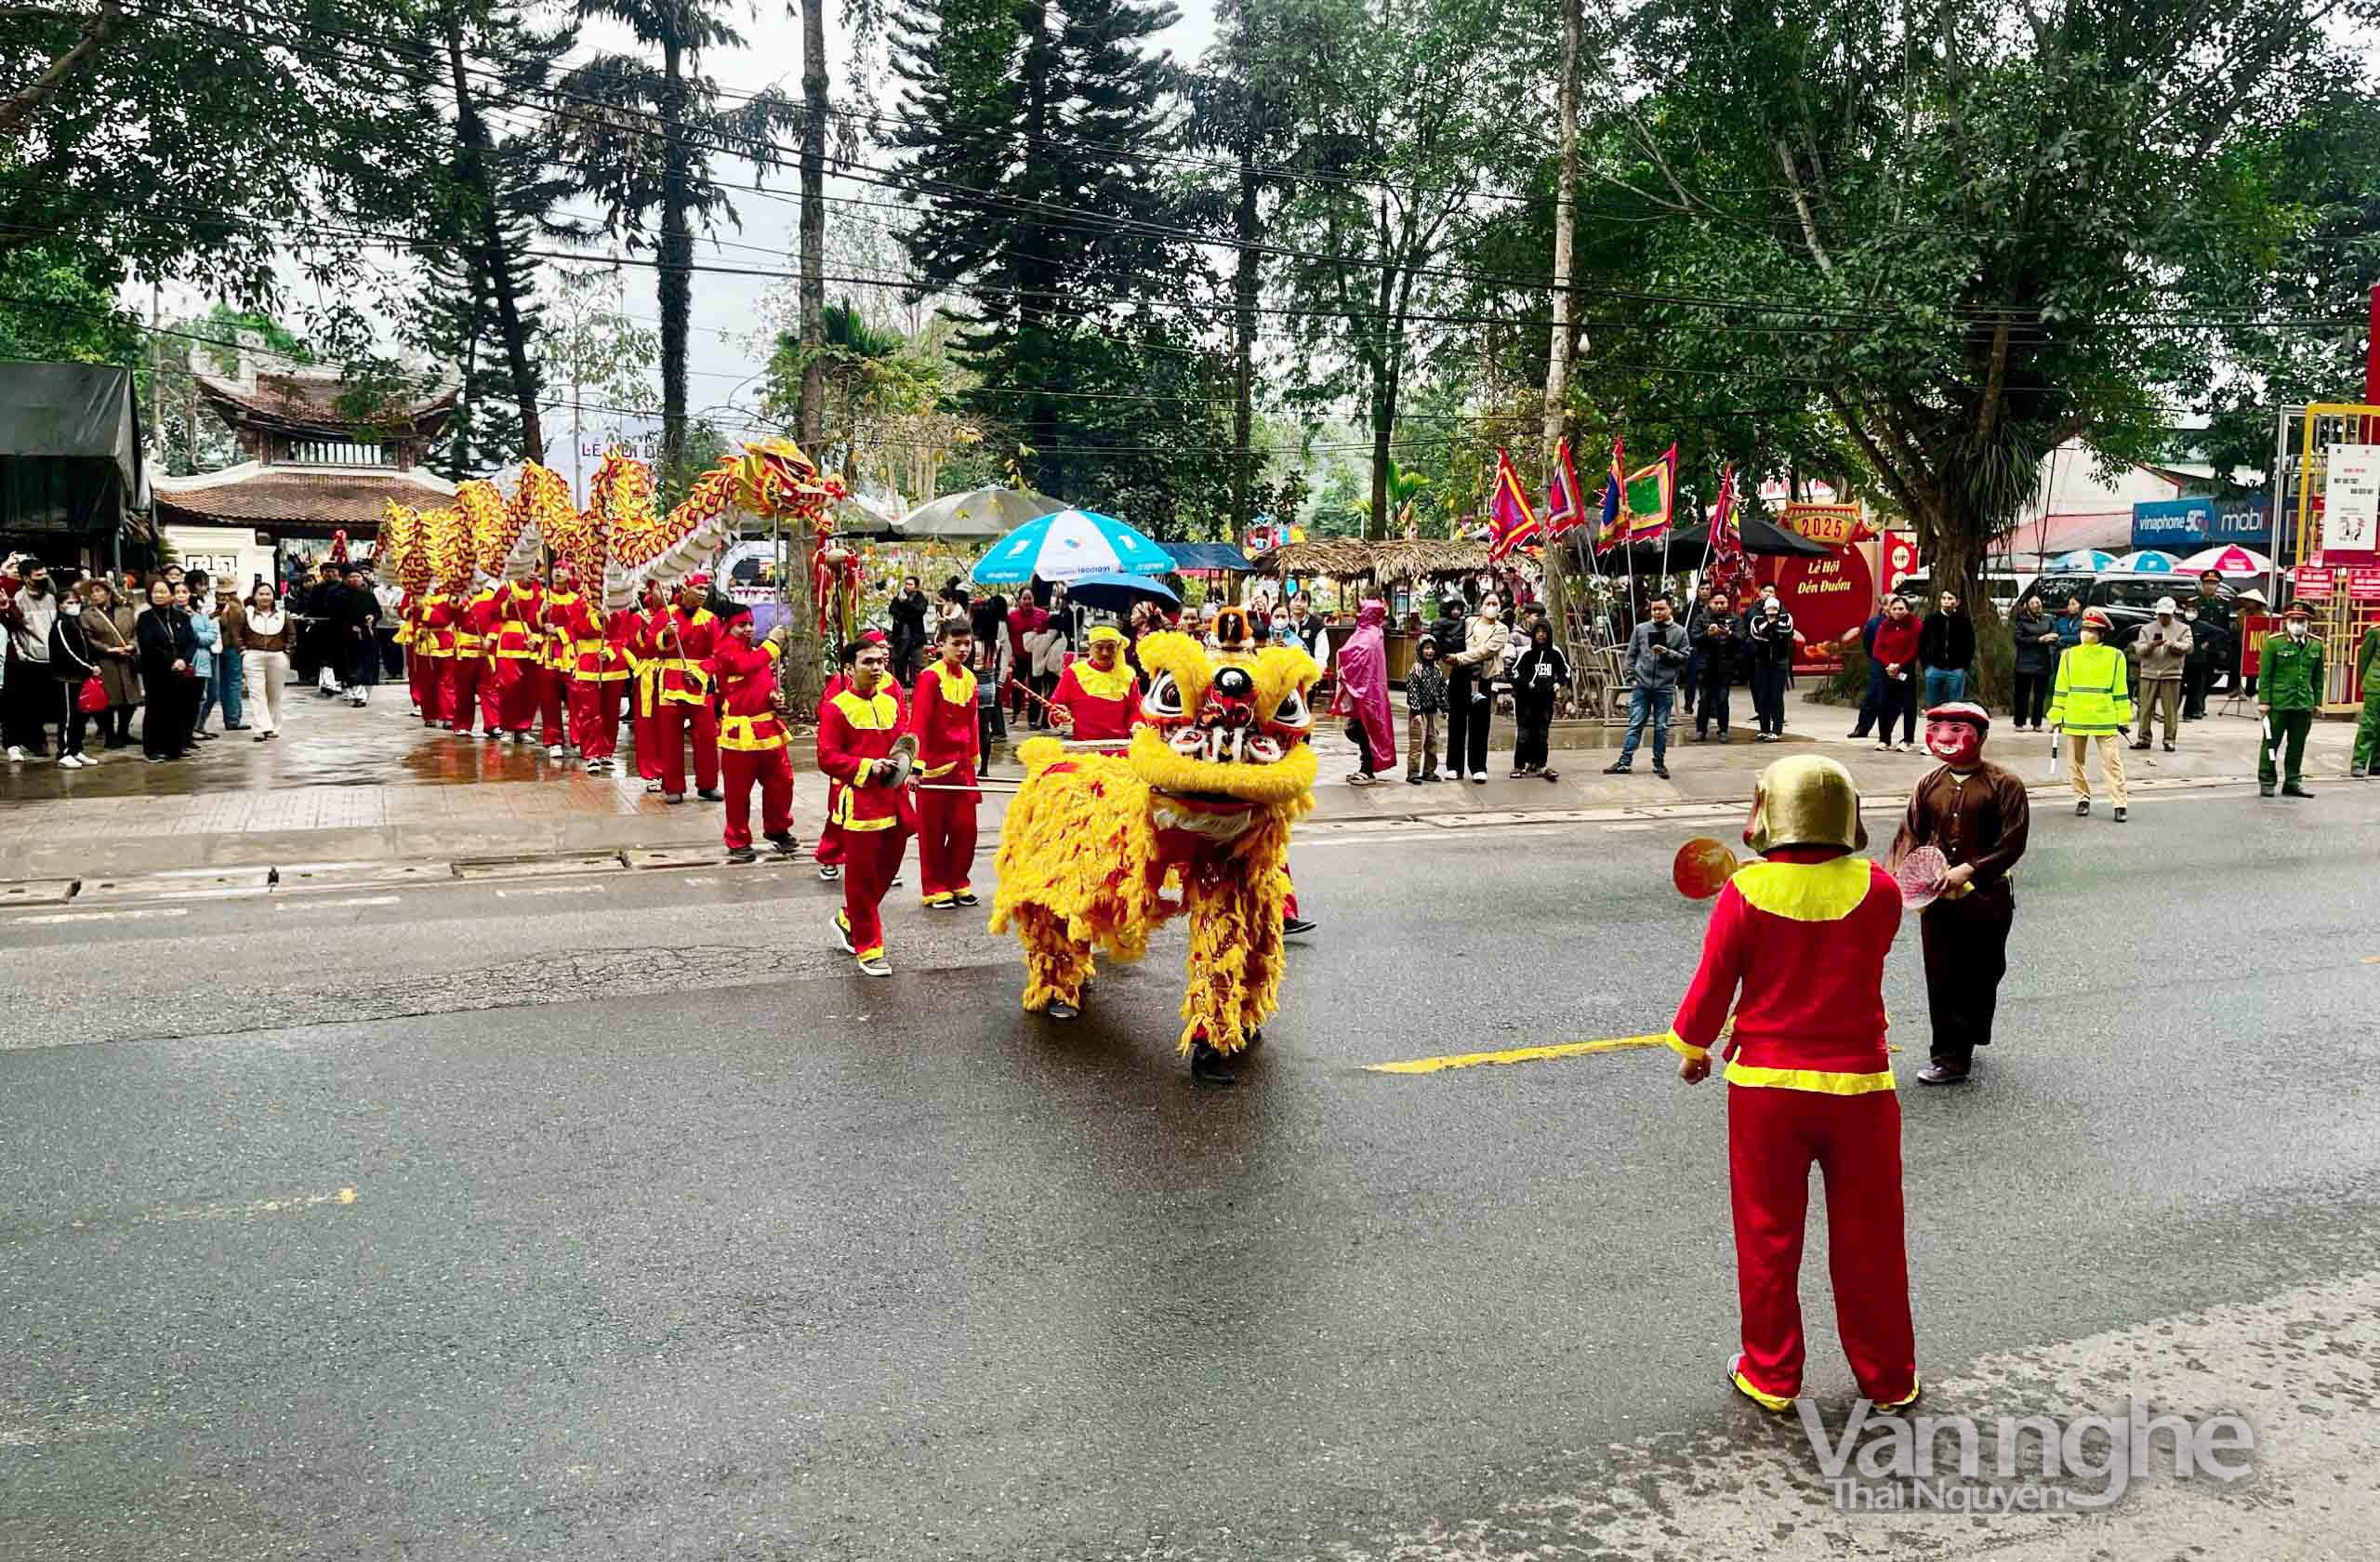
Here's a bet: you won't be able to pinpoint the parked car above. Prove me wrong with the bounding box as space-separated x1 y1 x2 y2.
2018 573 2238 650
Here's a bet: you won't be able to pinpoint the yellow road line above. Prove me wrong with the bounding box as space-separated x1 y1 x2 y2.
1366 1038 1905 1076
1365 1034 1673 1075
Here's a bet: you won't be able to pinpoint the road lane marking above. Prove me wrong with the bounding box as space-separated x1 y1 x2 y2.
0 1414 150 1449
139 1186 359 1224
273 895 401 911
1368 1035 1904 1075
11 907 190 926
1366 1034 1675 1074
494 884 604 898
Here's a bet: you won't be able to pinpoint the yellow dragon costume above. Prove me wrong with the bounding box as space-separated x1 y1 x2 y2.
990 612 1322 1082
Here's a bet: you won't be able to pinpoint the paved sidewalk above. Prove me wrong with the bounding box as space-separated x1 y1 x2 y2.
0 684 2358 881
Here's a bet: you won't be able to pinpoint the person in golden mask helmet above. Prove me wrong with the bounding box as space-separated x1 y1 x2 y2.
1665 755 1920 1413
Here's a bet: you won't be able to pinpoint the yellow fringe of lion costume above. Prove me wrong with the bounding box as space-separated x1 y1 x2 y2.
988 629 1321 1057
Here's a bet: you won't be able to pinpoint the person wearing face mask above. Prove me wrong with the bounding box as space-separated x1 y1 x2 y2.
1328 599 1397 786
46 582 102 767
1403 632 1448 782
1745 596 1798 742
2258 601 2323 799
1890 703 2030 1086
3 557 60 760
1509 618 1570 780
2046 606 2133 820
2127 597 2191 752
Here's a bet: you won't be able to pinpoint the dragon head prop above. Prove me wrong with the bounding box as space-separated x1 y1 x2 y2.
1126 628 1321 812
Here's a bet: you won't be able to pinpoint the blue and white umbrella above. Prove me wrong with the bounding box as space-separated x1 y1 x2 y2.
2111 549 2179 574
972 509 1173 585
2047 549 2116 572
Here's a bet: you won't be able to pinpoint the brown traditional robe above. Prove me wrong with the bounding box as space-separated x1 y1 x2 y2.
1890 761 2030 1072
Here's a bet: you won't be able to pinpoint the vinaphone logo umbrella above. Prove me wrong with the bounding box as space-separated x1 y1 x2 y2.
971 509 1172 584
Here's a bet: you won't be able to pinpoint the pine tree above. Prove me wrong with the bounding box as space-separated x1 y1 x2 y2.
891 0 1193 502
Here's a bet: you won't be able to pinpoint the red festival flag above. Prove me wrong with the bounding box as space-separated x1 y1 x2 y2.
1487 448 1540 560
1543 438 1588 538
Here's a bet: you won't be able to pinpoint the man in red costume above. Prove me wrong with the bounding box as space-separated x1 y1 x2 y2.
1047 623 1141 741
546 570 615 774
707 604 800 864
535 564 578 757
814 635 864 881
455 576 502 738
651 574 722 804
628 579 668 790
1668 754 1919 1412
906 619 982 908
416 586 459 729
816 636 915 976
488 569 544 743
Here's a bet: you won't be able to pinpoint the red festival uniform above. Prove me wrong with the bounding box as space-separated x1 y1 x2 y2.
628 604 668 780
1668 847 1916 1409
652 605 721 795
1051 657 1142 741
416 590 457 727
906 659 979 904
549 592 624 763
815 682 915 961
490 580 543 734
452 587 501 734
707 636 795 850
814 672 850 867
535 588 575 748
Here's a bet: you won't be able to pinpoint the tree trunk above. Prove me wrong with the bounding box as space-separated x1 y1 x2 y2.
1538 0 1581 656
796 0 827 453
1366 357 1395 542
445 14 544 465
657 37 694 483
1912 483 2011 706
1230 137 1260 535
0 0 118 139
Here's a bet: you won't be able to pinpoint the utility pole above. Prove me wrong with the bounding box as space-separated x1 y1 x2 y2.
149 284 162 473
1539 0 1584 661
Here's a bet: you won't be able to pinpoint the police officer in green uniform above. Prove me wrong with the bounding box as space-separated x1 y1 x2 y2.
2351 620 2380 779
2259 600 2323 798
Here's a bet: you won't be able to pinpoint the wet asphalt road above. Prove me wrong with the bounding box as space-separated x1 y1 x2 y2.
5 781 2380 1558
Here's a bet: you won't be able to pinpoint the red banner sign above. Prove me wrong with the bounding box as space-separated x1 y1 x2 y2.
2294 563 2334 598
2347 567 2380 602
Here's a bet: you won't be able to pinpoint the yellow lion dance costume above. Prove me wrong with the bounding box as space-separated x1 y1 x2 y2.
990 616 1322 1081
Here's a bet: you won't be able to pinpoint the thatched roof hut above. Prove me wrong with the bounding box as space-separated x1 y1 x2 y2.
1256 537 1501 582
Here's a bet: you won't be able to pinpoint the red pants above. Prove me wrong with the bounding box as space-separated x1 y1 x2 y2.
654 697 719 794
839 826 906 960
447 658 488 732
492 655 538 733
632 682 660 779
913 772 978 900
721 745 794 849
416 657 443 725
1726 1084 1915 1404
537 667 567 747
570 680 621 761
815 780 846 866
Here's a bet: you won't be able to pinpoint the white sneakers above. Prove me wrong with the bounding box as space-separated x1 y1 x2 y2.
58 752 92 769
548 744 564 760
4 745 25 762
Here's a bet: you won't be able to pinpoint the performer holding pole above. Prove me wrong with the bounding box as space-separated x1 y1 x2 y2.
816 636 916 977
1047 624 1142 740
1666 755 1919 1413
417 585 460 729
535 563 576 758
814 635 865 881
489 568 543 743
629 578 669 791
1891 703 2030 1087
707 604 800 864
908 619 983 909
653 574 723 804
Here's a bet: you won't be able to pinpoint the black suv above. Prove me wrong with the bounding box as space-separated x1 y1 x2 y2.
2019 574 2237 650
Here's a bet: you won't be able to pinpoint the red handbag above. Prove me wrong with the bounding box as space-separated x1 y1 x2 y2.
77 675 108 713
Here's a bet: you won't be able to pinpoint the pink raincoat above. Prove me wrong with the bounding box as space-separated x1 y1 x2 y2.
1330 599 1397 771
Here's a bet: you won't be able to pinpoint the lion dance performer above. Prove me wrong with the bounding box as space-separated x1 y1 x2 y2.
1667 755 1920 1411
1891 702 2029 1087
990 608 1321 1084
815 635 914 977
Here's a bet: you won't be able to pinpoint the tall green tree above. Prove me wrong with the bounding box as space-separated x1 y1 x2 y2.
560 0 800 486
890 0 1197 503
1595 0 2365 667
1269 0 1534 537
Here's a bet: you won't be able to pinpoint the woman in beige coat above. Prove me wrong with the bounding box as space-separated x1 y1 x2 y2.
228 582 294 739
81 577 143 748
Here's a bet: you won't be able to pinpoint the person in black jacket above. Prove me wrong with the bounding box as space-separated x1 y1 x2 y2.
330 566 381 707
1508 619 1570 779
1743 597 1798 741
2007 592 2057 731
887 575 929 684
134 577 200 761
47 586 102 767
1692 590 1738 740
1918 590 1976 708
